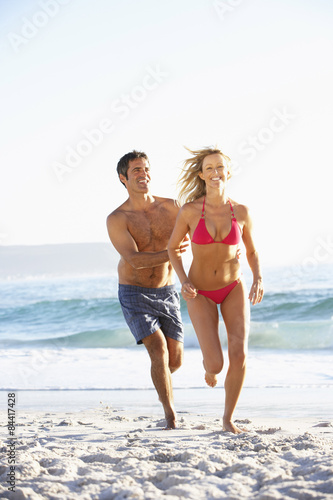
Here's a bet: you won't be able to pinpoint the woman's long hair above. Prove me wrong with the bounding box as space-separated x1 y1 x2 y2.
177 146 232 205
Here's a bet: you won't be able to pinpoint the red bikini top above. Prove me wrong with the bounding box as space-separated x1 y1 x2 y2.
191 197 242 245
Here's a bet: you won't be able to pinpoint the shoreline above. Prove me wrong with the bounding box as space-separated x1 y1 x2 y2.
1 385 333 420
1 406 332 499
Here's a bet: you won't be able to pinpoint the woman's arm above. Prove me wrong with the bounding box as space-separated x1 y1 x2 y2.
168 207 197 299
241 206 264 305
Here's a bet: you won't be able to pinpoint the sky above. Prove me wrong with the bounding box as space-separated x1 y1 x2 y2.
1 0 333 268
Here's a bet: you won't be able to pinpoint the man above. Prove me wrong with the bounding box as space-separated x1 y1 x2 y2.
106 150 188 429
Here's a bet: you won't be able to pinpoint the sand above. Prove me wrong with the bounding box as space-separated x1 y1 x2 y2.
1 405 333 500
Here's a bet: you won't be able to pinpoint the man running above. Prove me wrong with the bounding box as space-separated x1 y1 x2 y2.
106 150 188 428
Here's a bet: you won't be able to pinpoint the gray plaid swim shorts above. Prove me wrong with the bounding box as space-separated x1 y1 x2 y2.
118 284 184 345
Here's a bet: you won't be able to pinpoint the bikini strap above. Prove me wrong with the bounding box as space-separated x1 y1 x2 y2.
228 199 236 219
201 197 206 218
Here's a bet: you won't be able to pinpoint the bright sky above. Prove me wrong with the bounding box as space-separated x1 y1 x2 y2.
1 0 333 267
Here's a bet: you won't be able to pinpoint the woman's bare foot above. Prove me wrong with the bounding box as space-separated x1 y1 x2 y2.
223 418 247 434
202 360 218 387
205 372 218 388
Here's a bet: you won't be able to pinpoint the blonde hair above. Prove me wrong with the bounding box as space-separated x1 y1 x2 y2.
177 146 232 205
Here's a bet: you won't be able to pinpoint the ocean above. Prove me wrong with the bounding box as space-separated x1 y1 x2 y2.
1 244 332 419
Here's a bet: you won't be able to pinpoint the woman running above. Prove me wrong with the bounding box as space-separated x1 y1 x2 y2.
168 146 264 434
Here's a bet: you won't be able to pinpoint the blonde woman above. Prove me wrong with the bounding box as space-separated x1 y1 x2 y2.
168 147 264 433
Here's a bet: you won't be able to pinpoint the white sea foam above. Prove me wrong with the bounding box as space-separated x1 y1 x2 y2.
1 347 332 392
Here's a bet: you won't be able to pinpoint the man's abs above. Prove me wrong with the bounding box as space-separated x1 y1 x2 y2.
118 259 174 288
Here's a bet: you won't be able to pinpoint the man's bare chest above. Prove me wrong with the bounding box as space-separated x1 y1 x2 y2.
127 209 174 250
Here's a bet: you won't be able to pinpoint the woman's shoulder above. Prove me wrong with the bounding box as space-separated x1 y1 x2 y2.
180 197 203 213
177 198 203 224
229 199 250 220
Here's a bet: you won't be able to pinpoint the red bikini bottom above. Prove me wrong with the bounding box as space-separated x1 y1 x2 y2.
197 278 241 305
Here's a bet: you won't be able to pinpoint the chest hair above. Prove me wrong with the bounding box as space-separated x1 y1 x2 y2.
127 206 174 251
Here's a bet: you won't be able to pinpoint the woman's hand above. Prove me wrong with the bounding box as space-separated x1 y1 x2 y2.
181 280 197 301
248 278 264 305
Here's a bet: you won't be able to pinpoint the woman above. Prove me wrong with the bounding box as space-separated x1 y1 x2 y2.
168 147 264 434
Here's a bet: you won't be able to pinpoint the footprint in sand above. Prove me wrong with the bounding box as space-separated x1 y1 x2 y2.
312 422 333 428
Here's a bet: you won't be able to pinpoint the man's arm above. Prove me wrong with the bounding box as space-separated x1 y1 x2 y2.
106 212 169 269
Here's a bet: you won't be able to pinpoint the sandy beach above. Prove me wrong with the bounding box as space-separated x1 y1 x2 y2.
1 405 333 500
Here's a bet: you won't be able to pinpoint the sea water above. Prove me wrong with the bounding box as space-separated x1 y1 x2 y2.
1 252 332 418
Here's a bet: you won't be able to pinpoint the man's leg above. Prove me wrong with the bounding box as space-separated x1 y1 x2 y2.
166 337 183 373
142 329 177 429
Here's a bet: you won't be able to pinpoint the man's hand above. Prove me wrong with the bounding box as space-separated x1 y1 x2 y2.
179 235 190 254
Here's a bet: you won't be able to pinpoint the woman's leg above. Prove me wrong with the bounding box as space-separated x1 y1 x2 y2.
220 279 250 433
187 294 223 387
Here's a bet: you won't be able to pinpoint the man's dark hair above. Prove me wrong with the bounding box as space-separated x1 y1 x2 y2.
117 150 149 187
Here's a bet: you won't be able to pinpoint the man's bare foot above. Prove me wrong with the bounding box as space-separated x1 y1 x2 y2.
205 372 218 388
157 395 176 429
164 415 176 430
223 418 247 434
